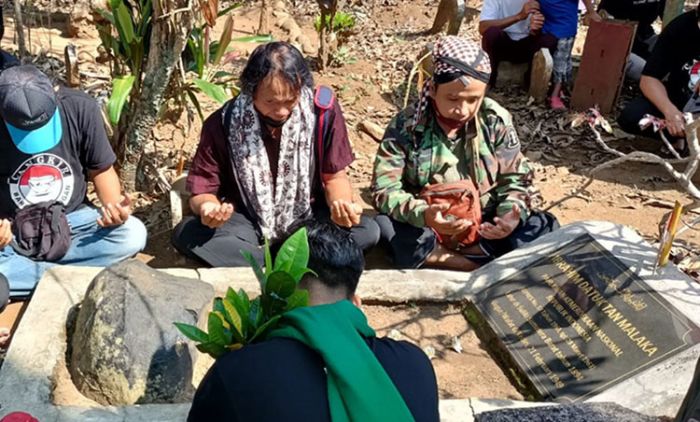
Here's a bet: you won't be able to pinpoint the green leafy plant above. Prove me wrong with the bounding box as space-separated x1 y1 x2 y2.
175 227 313 358
313 11 356 41
97 0 152 128
330 46 357 67
178 6 273 119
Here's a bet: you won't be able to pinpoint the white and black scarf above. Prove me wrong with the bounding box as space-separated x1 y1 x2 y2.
224 87 315 241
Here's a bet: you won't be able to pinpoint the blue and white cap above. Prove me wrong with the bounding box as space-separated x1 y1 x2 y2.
0 65 62 154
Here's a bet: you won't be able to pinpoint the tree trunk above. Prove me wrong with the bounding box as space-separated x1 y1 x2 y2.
317 0 337 70
13 0 27 59
428 0 465 35
258 0 270 34
120 0 194 192
318 8 329 70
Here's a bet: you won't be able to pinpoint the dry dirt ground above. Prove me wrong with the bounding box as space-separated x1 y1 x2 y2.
1 0 699 401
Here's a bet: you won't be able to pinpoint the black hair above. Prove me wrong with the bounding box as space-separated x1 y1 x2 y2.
302 221 364 298
239 42 314 96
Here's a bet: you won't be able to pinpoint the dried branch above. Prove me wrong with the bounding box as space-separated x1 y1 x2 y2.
545 111 700 212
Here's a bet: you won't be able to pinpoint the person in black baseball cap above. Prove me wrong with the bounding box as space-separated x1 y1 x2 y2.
0 65 147 299
0 65 63 154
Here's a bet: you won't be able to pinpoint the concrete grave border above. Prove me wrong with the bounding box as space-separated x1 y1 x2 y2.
0 221 698 420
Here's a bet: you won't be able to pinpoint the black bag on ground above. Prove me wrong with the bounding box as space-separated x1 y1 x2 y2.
11 201 71 262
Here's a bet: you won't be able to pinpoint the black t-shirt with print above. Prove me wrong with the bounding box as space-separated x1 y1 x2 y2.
598 0 665 41
0 87 116 219
643 10 700 106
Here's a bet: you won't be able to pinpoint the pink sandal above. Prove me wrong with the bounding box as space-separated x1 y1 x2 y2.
550 94 566 110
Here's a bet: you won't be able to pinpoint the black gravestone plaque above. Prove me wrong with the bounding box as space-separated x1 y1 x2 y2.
473 233 700 403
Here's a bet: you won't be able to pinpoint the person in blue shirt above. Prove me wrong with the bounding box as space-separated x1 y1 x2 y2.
538 0 600 109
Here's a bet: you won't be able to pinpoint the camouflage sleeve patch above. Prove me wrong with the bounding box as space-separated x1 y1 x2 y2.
491 111 531 222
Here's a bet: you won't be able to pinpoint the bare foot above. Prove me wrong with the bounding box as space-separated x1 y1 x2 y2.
0 327 9 349
425 243 480 271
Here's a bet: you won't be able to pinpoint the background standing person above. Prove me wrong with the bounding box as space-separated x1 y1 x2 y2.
539 0 600 109
479 0 557 86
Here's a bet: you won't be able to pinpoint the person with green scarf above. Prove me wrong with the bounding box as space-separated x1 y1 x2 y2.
188 222 439 422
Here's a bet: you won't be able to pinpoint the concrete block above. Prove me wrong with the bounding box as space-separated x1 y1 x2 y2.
440 399 474 422
496 62 528 87
529 48 552 103
470 398 556 414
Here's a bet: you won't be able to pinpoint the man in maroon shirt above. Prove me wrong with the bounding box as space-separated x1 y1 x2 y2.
172 42 379 266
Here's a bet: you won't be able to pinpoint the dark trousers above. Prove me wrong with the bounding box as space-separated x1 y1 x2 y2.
172 206 380 267
481 26 558 86
376 212 560 269
618 95 687 140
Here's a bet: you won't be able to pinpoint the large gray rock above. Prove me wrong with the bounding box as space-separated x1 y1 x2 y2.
476 402 660 422
68 260 215 405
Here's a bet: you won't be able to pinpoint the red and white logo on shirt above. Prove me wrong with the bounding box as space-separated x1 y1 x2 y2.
8 154 74 209
688 60 700 91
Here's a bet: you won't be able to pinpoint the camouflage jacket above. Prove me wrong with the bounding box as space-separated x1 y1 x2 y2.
371 98 532 228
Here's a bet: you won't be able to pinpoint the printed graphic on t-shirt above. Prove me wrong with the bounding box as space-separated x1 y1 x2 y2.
687 60 700 92
8 154 75 209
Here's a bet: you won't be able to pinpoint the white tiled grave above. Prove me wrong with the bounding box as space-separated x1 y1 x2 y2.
0 221 698 420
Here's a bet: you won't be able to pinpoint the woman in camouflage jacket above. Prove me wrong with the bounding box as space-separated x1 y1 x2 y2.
371 36 558 271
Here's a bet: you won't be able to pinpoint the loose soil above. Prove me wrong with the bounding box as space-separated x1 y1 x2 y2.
1 0 699 404
365 304 522 400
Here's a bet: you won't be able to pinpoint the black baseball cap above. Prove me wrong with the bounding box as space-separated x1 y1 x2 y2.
0 65 62 154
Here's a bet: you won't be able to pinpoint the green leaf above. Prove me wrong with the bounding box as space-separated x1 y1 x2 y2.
241 250 266 290
97 9 116 26
251 315 281 342
285 289 309 311
194 78 229 104
273 227 310 282
262 293 288 318
222 298 245 343
196 341 227 358
218 1 243 16
211 70 235 81
265 271 296 298
213 297 226 315
248 298 263 330
208 311 231 346
231 34 273 43
226 288 250 320
111 0 136 46
107 75 135 125
137 0 152 38
186 89 204 121
173 322 209 343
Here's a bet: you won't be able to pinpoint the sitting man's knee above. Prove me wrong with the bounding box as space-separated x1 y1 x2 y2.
359 216 381 249
119 217 148 256
481 26 504 51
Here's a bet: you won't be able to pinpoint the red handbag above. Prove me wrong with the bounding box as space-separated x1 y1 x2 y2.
420 180 482 247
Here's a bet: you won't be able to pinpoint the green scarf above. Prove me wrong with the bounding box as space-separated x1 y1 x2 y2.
268 300 415 422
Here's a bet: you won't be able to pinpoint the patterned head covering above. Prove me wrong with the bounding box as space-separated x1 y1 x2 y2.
414 36 492 127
